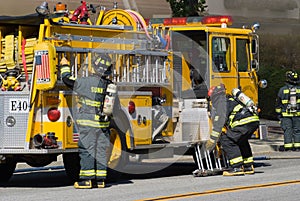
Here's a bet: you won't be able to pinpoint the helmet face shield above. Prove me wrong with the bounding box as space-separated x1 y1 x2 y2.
92 53 112 76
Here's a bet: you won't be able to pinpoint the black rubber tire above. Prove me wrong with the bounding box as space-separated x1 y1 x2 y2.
25 155 54 167
0 158 17 182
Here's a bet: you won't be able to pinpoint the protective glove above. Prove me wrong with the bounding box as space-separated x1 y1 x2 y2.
59 57 71 77
60 57 69 66
205 138 216 152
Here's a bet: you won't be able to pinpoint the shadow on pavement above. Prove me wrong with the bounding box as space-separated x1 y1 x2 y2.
1 161 273 188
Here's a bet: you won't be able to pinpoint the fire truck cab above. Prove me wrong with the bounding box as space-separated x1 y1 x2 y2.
0 1 265 182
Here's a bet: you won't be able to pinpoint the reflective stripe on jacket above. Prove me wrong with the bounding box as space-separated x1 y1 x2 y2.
275 84 300 117
227 97 259 128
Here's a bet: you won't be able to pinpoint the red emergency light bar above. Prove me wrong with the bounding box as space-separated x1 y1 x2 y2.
201 15 233 26
163 17 187 25
146 15 233 26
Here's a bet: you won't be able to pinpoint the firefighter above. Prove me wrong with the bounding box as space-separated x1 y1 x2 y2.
205 84 259 176
275 70 300 151
60 53 114 189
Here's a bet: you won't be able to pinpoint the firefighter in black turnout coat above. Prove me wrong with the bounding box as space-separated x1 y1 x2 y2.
60 53 114 188
206 84 259 176
275 70 300 151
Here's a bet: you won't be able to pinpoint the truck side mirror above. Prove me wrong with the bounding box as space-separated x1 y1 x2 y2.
252 39 258 55
251 59 259 71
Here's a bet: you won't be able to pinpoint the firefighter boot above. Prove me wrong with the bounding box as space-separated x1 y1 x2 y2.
223 167 244 176
243 165 255 175
97 179 105 188
74 180 93 189
92 179 105 188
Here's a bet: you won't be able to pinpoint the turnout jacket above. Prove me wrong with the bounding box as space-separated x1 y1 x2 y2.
210 95 259 141
275 83 300 117
61 65 111 128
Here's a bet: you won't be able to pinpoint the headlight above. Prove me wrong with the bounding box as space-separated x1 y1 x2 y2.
258 79 268 88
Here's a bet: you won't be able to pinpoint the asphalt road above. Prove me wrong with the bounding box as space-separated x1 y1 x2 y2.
1 155 300 201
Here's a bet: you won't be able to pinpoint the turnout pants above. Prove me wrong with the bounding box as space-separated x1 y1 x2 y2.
77 125 110 181
280 116 300 149
220 122 259 168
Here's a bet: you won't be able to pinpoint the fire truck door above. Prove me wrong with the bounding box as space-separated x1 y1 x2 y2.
233 36 258 103
210 35 237 91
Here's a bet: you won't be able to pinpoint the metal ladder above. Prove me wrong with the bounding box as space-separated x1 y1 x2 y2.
193 143 229 177
57 51 169 85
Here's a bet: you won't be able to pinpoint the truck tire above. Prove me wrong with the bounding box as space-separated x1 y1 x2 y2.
0 158 16 182
63 153 80 182
24 154 55 167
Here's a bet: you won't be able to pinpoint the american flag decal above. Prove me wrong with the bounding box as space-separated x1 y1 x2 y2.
73 133 80 142
73 124 79 142
35 51 50 83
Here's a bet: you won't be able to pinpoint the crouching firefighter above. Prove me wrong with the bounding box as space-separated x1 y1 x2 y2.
60 53 116 189
205 84 259 176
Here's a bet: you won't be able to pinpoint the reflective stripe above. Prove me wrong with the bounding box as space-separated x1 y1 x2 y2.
281 100 288 104
230 115 259 128
275 108 281 113
60 66 71 74
96 170 107 177
294 143 300 148
284 143 293 148
79 97 102 107
211 130 220 139
283 89 289 94
69 76 76 81
282 112 300 117
79 169 95 177
76 119 109 128
228 104 244 127
229 156 243 166
60 66 76 80
243 156 254 164
283 89 300 94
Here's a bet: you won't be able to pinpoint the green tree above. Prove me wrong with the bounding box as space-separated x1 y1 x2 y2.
258 34 300 119
166 0 207 17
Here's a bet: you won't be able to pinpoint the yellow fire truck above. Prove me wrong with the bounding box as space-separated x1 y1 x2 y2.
0 1 266 182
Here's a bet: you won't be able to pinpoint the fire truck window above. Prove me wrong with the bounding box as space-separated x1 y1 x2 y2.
236 39 249 72
172 31 208 86
172 30 208 98
212 37 230 72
